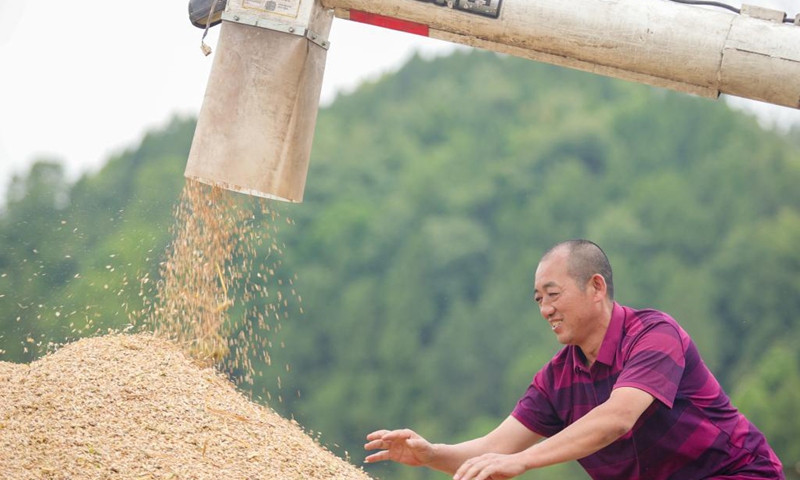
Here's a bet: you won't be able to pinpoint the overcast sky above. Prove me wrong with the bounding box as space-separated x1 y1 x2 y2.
1 0 798 202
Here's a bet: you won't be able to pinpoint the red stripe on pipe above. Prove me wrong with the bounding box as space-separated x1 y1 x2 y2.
349 10 430 37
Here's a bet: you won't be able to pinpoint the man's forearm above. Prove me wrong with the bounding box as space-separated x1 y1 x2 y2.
428 438 493 474
522 406 627 469
428 416 543 474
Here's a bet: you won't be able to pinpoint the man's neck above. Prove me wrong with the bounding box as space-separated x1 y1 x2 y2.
579 302 614 367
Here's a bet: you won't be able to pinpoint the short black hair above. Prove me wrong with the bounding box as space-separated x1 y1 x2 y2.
542 239 614 300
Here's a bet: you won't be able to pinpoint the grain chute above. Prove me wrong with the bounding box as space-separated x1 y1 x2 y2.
186 0 800 202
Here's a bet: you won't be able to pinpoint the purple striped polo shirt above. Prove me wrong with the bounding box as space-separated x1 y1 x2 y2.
512 303 784 480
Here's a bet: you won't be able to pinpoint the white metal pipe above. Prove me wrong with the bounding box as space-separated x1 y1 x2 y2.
322 0 800 109
185 0 799 203
185 0 334 202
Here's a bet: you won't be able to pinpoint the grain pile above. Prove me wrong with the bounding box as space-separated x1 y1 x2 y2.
0 333 371 479
0 179 372 479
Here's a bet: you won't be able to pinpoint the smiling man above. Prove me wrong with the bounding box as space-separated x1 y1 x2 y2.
365 239 784 479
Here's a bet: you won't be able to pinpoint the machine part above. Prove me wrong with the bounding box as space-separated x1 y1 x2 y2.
349 10 430 36
185 0 333 202
456 0 503 19
324 0 800 109
220 11 330 47
187 0 799 203
740 4 786 23
189 0 228 28
411 0 502 19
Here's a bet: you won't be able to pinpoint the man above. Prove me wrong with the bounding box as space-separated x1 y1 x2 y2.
364 239 784 479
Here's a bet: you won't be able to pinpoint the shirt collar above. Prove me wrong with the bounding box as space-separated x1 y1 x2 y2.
596 302 624 366
570 302 624 371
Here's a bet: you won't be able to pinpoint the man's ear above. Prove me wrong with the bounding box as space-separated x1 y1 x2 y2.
590 273 607 300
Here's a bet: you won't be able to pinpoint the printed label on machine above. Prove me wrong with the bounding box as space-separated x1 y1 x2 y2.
243 0 301 18
411 0 503 19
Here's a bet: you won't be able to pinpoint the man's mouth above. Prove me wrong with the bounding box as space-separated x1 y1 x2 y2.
550 321 563 331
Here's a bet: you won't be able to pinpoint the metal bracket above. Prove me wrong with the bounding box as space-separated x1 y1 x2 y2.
221 11 330 48
740 4 786 23
411 0 502 19
457 0 503 18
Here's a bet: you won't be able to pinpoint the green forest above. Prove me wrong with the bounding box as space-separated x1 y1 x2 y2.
1 49 799 479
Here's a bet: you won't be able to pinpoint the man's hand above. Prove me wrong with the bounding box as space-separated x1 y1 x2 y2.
364 418 540 475
453 453 528 480
364 429 435 467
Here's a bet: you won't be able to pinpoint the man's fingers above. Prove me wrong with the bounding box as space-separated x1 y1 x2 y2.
454 457 475 480
364 428 430 468
364 450 390 463
364 439 388 451
454 456 492 480
366 429 391 441
366 428 415 442
380 428 415 441
365 432 424 452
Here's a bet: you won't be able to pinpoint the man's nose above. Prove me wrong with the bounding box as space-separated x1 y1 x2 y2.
540 303 555 318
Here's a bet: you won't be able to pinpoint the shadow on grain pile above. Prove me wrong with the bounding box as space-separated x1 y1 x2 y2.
0 333 372 480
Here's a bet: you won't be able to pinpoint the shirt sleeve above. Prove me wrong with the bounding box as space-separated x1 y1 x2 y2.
614 322 686 409
511 366 565 438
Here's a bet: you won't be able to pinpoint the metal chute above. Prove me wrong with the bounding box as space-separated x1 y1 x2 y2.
186 0 799 202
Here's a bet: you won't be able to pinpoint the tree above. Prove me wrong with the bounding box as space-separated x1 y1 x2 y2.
733 342 800 472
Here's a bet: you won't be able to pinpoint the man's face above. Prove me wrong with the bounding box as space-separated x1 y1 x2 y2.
533 250 595 346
